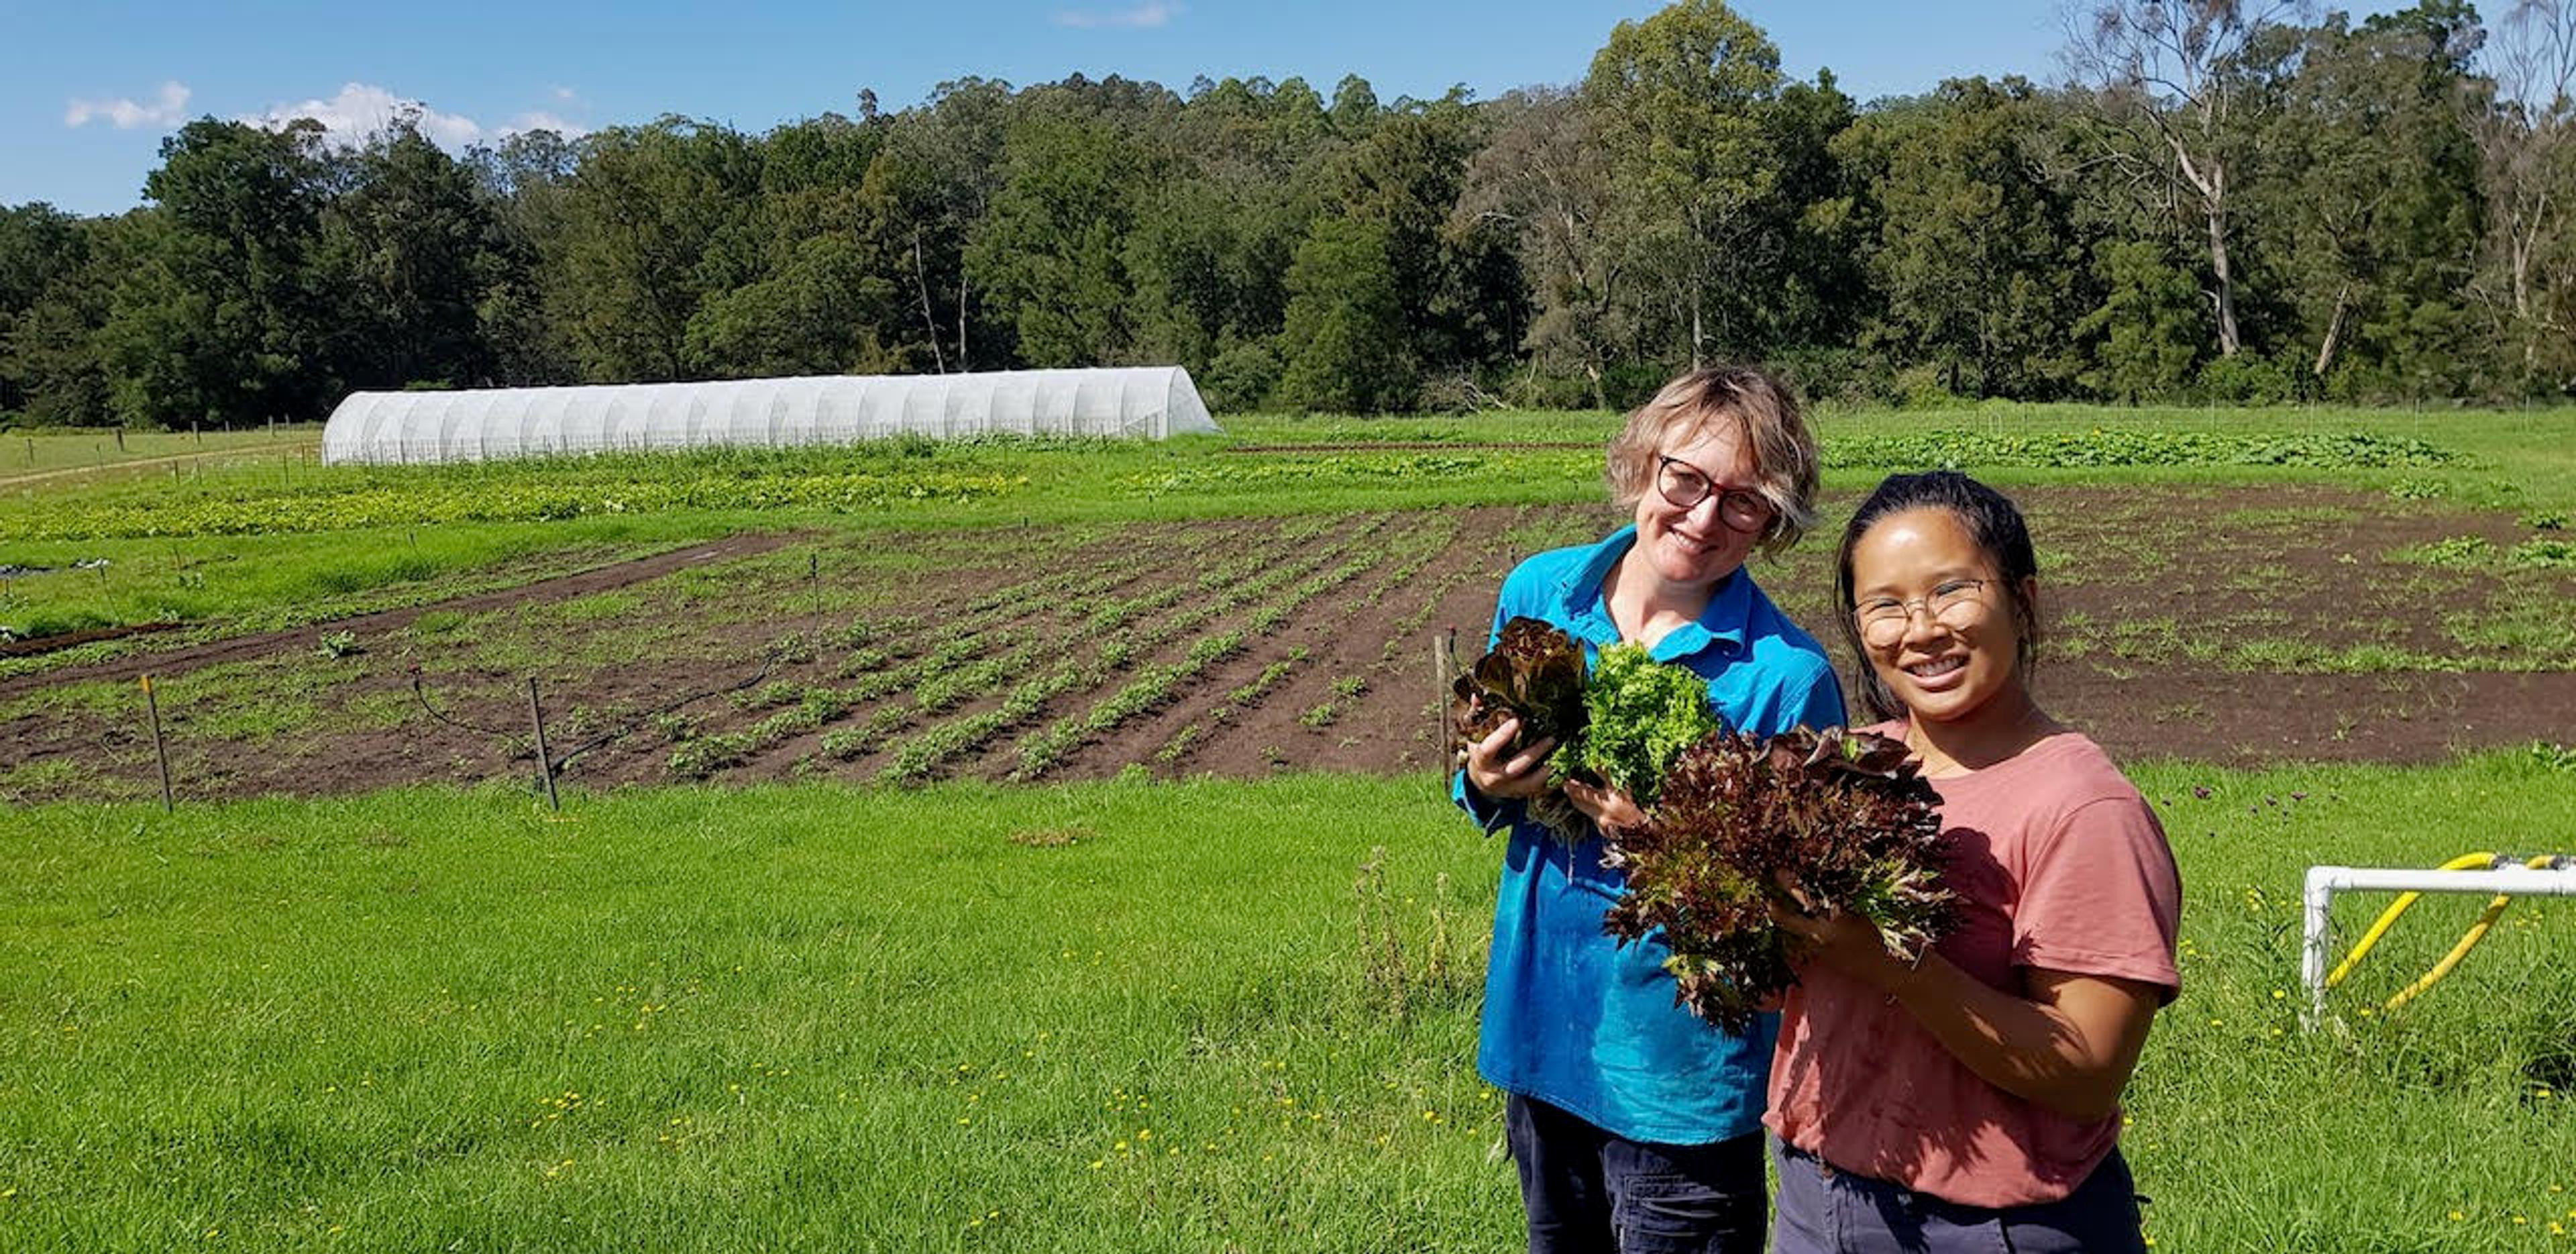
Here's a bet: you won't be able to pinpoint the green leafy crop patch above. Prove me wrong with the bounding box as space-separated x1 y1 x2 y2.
1827 430 2453 472
12 466 1029 541
2509 537 2576 570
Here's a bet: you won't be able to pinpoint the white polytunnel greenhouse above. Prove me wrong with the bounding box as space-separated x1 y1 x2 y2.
319 366 1220 466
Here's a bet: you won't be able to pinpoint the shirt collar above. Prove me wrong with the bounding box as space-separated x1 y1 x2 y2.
1556 525 1754 663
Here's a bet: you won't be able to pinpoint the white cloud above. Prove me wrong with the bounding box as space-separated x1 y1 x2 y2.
549 85 580 103
244 83 590 150
1053 1 1183 28
508 110 589 138
247 83 485 148
64 81 191 129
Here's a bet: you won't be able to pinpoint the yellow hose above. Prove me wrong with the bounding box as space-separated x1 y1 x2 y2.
2381 855 2555 1012
2324 851 2497 989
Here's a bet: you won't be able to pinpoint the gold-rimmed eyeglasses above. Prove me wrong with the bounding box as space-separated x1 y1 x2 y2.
1853 578 1992 647
1655 456 1774 533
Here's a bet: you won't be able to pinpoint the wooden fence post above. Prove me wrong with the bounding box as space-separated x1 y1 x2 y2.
142 675 173 813
527 678 559 812
1430 627 1455 779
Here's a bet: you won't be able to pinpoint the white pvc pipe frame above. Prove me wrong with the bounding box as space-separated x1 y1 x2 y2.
2301 863 2576 1026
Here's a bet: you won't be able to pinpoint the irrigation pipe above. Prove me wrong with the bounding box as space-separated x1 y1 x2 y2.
2301 855 2576 1027
543 652 777 774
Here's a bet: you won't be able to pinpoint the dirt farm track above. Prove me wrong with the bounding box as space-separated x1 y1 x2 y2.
3 485 2571 804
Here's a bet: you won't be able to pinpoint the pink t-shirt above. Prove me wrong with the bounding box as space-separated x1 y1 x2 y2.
1764 727 2182 1208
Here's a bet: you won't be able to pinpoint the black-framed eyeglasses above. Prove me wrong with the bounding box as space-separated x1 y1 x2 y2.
1853 578 1992 647
1654 456 1774 532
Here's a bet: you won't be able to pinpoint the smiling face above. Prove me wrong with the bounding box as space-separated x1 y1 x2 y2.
1629 418 1766 593
1846 506 2032 727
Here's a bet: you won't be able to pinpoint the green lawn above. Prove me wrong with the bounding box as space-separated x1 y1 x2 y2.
0 424 320 483
3 757 2569 1251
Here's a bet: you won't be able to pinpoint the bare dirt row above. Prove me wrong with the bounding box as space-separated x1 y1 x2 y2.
3 486 2569 804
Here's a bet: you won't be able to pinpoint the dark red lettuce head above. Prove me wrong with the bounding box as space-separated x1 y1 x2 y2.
1599 725 1953 1031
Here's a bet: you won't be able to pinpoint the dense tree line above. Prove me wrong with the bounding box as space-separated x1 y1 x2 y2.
4 0 2573 426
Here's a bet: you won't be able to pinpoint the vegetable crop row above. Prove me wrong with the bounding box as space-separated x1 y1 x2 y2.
1007 529 1392 780
859 521 1380 781
680 523 1342 776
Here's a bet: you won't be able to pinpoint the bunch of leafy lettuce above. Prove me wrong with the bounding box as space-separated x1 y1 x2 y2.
1451 617 1587 754
1569 642 1721 808
1450 617 1589 838
1601 727 1951 1032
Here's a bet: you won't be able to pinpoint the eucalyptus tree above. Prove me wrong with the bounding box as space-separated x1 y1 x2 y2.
1583 0 1784 369
2469 0 2576 385
325 115 500 390
2253 3 2484 393
467 128 580 386
2065 0 2310 358
965 81 1181 369
1125 76 1334 405
1845 78 2089 397
1458 87 1625 407
1756 71 1871 360
548 117 763 383
861 78 1011 372
1277 89 1517 411
685 112 904 377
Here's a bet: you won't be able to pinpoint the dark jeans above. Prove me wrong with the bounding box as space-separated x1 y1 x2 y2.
1504 1093 1767 1254
1771 1138 2148 1254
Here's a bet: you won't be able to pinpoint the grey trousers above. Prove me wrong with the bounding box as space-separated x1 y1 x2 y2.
1770 1139 2147 1253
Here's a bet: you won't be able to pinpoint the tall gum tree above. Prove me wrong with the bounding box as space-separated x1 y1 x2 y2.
1458 87 1623 407
2255 5 2483 390
1583 0 1783 370
2065 0 2309 358
2471 0 2576 382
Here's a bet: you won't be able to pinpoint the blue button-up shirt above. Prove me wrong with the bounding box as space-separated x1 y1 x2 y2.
1456 524 1845 1144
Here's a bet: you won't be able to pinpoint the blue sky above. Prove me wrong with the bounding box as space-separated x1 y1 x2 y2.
5 1 2411 217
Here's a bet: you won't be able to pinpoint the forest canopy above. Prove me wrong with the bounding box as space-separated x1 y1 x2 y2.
4 0 2573 427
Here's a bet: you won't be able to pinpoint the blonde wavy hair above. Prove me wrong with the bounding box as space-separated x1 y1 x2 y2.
1603 365 1820 560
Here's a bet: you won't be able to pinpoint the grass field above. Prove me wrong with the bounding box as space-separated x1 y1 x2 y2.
0 425 319 487
2 757 2570 1251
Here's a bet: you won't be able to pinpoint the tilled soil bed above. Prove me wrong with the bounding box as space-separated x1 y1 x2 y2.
3 486 2568 804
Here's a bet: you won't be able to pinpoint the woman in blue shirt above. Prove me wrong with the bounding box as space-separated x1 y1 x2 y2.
1459 365 1844 1253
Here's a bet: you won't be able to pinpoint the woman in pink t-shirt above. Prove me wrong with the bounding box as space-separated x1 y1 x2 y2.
1764 471 2181 1253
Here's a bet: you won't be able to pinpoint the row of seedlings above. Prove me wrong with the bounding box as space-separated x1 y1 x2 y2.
661 531 1177 777
863 523 1339 782
1144 509 1466 769
1000 513 1403 781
